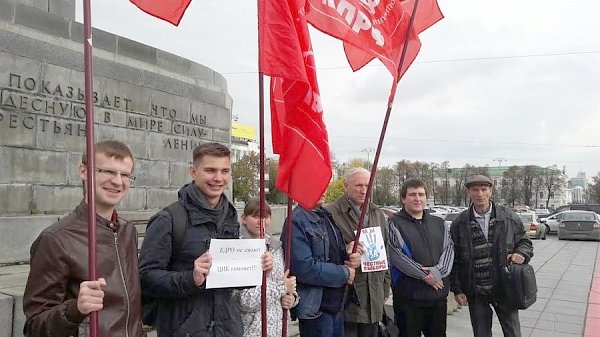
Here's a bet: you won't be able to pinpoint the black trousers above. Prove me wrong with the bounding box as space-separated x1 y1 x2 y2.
394 298 447 337
467 297 522 337
344 322 379 337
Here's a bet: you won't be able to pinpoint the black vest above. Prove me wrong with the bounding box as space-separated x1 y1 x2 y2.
392 211 449 303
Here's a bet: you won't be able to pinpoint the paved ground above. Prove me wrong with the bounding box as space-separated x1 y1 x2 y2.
444 235 600 337
2 235 599 337
286 236 600 337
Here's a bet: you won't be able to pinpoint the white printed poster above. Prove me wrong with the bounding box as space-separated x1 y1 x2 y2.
206 239 265 289
358 227 388 272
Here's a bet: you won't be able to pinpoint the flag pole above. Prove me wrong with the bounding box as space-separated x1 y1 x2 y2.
82 0 98 336
257 1 268 336
351 0 421 249
258 71 268 337
281 197 293 337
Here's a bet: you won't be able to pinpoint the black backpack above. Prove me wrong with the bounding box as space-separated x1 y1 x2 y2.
141 201 188 327
499 262 537 310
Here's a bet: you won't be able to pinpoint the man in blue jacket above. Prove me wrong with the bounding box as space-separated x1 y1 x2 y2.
282 194 362 337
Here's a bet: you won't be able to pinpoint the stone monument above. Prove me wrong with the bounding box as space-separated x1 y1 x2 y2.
0 0 233 264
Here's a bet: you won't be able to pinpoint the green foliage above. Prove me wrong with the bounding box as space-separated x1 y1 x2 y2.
266 158 289 204
326 177 345 203
231 152 259 203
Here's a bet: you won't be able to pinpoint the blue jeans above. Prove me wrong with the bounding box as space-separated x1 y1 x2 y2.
299 311 345 337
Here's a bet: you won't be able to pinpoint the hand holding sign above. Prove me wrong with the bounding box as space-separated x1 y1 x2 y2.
206 239 265 289
193 252 212 286
356 227 388 273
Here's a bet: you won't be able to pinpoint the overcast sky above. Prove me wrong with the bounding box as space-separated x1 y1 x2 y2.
75 1 600 180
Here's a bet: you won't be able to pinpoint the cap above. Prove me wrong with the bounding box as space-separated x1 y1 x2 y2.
465 174 493 188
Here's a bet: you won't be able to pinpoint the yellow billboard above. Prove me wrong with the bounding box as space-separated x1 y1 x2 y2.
232 123 256 140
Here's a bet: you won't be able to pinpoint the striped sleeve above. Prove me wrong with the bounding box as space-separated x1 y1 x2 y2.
430 225 455 281
386 219 428 279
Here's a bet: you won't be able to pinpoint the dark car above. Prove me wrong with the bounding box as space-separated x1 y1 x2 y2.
557 210 600 241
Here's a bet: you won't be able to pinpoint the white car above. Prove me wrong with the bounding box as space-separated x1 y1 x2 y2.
540 211 566 234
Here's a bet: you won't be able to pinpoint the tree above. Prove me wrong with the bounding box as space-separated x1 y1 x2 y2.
587 172 600 203
266 158 288 204
232 152 259 203
501 166 522 206
532 172 544 208
541 166 566 209
326 177 345 203
520 166 536 206
373 167 399 206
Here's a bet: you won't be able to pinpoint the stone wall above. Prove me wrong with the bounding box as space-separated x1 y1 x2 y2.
0 0 233 265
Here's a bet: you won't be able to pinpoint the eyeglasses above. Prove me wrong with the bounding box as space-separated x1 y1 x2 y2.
94 167 136 181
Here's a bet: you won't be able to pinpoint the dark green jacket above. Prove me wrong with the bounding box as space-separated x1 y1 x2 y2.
325 197 391 324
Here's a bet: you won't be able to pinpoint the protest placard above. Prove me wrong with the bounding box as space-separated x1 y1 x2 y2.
206 238 265 289
357 227 388 272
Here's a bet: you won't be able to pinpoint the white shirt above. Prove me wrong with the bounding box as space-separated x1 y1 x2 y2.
473 203 492 240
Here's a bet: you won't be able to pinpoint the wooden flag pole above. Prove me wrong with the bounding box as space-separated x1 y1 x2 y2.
258 71 268 337
352 0 421 249
82 0 98 336
281 198 293 337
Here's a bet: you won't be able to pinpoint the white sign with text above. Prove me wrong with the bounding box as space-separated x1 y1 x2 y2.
206 239 265 289
357 227 389 272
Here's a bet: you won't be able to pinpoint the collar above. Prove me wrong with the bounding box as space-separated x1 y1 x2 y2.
472 203 492 219
75 200 121 231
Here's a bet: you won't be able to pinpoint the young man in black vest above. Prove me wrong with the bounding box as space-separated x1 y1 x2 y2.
387 178 454 337
450 174 533 337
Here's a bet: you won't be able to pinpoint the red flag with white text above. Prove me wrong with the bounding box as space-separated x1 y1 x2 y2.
259 0 332 209
306 0 443 81
130 0 191 26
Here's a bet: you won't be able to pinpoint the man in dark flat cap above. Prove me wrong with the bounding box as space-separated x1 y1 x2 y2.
449 174 533 337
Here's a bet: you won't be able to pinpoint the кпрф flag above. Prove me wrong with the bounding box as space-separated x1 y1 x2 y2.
306 0 443 82
258 0 332 209
130 0 191 26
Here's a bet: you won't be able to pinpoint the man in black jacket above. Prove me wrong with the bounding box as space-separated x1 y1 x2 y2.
450 175 533 337
387 178 454 337
139 142 273 337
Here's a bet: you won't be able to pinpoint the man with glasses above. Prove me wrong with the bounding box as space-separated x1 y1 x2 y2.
23 140 146 337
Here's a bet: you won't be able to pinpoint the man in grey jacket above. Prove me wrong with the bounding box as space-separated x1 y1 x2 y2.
450 174 533 337
326 167 390 337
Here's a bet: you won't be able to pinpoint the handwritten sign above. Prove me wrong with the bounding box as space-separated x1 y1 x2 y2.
206 239 265 289
357 227 388 273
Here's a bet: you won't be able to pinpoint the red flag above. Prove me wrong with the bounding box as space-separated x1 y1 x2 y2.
259 0 332 209
306 0 443 81
130 0 191 26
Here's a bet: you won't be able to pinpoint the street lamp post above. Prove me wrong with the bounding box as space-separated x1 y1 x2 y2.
361 147 374 169
361 147 375 201
493 158 505 202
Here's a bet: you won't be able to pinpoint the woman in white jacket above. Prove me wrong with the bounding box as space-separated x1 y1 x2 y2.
235 197 298 337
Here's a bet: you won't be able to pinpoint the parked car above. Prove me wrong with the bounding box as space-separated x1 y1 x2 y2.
380 206 400 219
518 212 546 240
534 208 551 219
555 204 600 215
444 212 460 229
424 208 446 219
540 211 566 234
557 210 600 241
